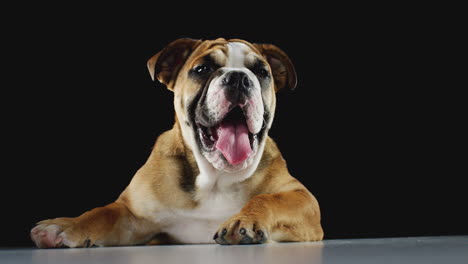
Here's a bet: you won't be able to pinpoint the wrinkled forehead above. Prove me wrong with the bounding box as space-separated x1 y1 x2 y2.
187 39 265 69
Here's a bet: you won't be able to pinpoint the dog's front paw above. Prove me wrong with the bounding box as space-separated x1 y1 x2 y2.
31 218 92 248
213 214 268 245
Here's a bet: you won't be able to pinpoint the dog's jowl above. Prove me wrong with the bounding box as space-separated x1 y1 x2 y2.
31 38 324 247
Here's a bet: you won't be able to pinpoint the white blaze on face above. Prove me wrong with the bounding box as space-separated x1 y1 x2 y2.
205 42 264 134
195 42 266 172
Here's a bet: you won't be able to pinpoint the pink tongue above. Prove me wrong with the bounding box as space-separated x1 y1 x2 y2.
215 120 252 165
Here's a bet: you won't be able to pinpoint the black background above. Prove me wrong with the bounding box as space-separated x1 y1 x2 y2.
2 5 466 247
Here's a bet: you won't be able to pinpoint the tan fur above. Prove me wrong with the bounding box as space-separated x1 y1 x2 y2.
31 38 323 248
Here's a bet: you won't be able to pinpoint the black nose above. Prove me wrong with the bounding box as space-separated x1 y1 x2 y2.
221 71 253 104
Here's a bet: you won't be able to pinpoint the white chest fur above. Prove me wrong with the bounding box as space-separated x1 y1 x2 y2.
162 173 247 244
170 86 265 243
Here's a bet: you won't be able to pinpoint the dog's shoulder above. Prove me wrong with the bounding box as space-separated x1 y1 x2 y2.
119 125 199 212
152 124 186 157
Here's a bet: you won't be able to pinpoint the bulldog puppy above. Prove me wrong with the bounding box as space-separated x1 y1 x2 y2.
31 38 323 248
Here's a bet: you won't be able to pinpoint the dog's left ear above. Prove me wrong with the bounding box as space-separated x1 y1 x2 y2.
254 44 297 92
147 38 202 91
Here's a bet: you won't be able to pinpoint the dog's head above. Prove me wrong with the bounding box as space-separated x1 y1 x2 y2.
147 38 296 173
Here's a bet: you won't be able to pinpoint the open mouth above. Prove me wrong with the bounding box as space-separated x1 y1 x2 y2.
196 107 257 165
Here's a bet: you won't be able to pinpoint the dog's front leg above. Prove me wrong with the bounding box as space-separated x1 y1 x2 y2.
31 202 156 248
213 189 323 245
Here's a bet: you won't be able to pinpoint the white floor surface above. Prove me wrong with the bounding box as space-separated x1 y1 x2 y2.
1 236 467 264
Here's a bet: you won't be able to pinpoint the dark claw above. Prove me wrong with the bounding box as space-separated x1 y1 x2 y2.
239 228 246 235
214 228 229 245
256 229 264 238
83 239 91 248
256 230 266 243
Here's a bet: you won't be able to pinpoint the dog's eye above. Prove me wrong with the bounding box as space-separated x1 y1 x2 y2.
258 69 269 77
254 68 269 78
193 64 211 74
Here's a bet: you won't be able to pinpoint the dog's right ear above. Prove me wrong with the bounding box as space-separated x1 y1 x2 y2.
147 38 202 91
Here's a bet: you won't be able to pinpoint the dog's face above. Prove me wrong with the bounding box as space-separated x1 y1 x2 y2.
148 38 296 172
